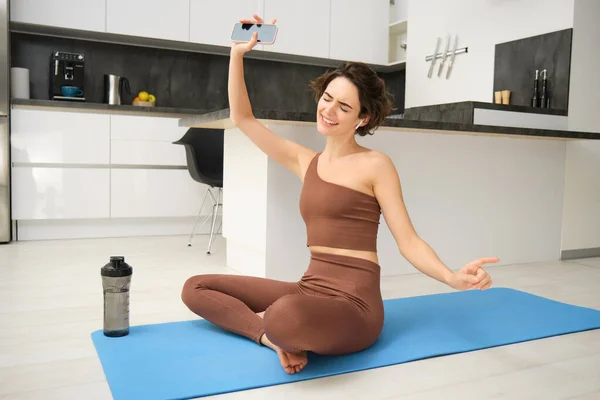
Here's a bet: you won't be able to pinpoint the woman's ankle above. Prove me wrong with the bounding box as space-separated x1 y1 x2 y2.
260 333 276 351
260 333 269 346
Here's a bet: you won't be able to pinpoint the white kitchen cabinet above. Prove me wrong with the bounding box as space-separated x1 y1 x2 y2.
10 0 107 32
110 169 205 218
110 115 188 166
11 167 110 220
111 141 187 166
329 0 389 64
106 0 190 42
10 109 110 165
110 115 187 142
190 0 264 47
263 0 330 58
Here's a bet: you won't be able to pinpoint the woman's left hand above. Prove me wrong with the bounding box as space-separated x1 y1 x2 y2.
447 257 498 291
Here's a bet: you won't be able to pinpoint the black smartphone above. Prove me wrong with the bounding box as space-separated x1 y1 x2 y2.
230 23 278 45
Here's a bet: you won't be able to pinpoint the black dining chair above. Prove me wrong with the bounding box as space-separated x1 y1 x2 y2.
173 128 224 254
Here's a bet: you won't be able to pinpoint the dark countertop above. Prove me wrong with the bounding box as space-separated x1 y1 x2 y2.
466 101 568 116
11 98 207 118
406 101 568 117
179 108 600 141
403 101 569 126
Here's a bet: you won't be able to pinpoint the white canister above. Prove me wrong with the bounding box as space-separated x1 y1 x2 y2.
11 67 30 99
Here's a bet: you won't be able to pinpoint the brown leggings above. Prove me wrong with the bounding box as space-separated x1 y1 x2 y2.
181 252 384 355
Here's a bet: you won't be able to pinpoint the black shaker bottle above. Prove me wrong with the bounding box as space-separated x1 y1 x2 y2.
101 256 133 337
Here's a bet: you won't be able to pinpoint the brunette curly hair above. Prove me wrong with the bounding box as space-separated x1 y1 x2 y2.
309 62 395 136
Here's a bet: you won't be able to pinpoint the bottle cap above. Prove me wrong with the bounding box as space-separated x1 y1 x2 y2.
101 256 133 277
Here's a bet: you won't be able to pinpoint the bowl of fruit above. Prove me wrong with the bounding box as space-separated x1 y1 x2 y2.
133 91 156 107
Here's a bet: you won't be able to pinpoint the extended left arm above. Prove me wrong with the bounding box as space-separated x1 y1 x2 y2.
397 236 454 285
372 154 496 290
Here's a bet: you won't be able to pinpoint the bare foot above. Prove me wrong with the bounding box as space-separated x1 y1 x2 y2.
257 312 307 374
260 333 308 374
274 345 308 374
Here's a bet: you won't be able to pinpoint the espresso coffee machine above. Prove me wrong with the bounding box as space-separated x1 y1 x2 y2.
49 51 86 101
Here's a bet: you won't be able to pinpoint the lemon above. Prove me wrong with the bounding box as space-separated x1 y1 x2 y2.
138 91 149 101
148 94 156 103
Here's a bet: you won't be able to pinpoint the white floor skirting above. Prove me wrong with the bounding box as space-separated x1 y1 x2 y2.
13 215 222 241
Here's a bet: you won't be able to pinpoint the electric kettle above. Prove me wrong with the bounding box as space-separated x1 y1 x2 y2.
104 74 131 105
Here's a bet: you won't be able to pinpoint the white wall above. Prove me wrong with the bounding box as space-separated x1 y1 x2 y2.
390 0 408 23
260 124 566 281
562 0 600 252
405 0 574 108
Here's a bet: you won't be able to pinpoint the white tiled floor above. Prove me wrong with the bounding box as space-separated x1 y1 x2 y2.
0 235 599 400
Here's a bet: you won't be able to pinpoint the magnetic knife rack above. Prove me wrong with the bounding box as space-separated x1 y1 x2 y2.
425 46 468 62
425 35 468 79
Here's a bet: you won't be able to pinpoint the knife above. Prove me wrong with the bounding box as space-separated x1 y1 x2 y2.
446 35 459 79
437 35 450 77
427 37 441 78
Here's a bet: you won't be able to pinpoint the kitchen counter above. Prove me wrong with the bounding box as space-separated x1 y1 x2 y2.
11 98 208 118
403 101 572 132
176 107 589 282
405 101 568 122
179 108 600 140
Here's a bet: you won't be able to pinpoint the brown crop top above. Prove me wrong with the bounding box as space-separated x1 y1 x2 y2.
299 153 381 252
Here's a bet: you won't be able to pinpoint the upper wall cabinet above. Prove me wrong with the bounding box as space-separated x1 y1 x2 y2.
190 0 264 47
329 0 389 65
11 0 394 67
263 0 330 59
106 0 190 42
10 0 107 32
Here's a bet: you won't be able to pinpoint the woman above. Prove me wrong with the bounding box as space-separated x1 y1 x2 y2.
182 15 497 375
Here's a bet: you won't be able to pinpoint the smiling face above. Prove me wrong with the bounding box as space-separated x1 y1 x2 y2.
316 77 367 137
310 62 395 138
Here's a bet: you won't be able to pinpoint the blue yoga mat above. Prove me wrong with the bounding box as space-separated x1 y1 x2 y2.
91 288 600 400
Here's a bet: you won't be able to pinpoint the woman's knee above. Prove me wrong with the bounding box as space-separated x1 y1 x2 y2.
181 274 212 306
